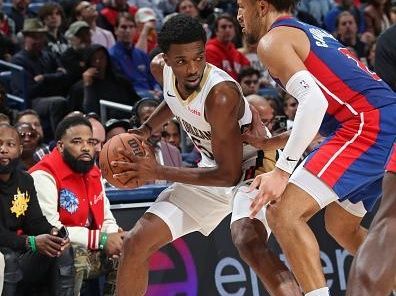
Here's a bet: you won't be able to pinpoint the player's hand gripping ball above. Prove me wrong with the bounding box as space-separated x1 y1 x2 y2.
99 133 146 188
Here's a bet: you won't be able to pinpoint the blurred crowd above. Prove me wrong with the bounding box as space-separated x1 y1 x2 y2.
0 0 395 160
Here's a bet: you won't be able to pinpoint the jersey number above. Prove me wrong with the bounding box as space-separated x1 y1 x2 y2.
339 48 381 81
190 136 215 160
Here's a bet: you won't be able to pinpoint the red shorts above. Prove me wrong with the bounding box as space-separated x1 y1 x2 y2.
304 105 396 212
386 143 396 173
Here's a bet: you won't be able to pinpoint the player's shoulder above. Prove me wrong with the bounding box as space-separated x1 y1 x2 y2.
205 80 242 112
258 27 309 60
261 26 307 49
209 80 241 99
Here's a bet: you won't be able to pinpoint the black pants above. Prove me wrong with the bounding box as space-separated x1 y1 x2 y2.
1 247 74 296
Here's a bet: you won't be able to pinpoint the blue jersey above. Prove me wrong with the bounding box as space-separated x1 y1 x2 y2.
270 17 396 136
269 17 396 211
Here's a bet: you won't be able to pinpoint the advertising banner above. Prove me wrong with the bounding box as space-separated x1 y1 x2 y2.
111 202 376 296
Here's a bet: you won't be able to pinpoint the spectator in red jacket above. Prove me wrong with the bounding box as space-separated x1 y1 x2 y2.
205 14 250 80
30 116 123 296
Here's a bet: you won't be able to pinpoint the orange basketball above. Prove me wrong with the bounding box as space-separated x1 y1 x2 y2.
99 133 146 189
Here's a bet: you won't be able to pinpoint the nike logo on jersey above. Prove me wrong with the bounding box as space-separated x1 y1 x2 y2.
300 80 309 89
166 91 176 97
286 156 298 162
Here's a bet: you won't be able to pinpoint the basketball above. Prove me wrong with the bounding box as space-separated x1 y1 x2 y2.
99 133 146 188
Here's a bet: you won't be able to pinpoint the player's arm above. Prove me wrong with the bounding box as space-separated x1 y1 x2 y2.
137 100 173 140
113 82 244 187
150 53 165 87
258 27 328 175
254 130 291 151
155 82 243 186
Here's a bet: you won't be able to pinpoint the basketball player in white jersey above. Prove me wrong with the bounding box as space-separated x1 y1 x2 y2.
112 15 301 296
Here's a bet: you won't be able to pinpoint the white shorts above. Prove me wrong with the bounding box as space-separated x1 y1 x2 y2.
289 163 367 218
147 181 270 240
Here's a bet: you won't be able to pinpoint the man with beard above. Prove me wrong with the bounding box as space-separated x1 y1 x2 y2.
29 116 123 296
0 123 73 296
335 11 368 59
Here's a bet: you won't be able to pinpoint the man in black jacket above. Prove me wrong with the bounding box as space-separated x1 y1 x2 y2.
11 18 70 137
0 123 74 296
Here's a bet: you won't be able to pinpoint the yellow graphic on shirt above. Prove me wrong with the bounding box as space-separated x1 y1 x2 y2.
10 188 30 218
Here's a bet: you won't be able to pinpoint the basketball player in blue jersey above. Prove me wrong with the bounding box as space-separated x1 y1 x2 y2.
236 0 396 295
112 15 301 296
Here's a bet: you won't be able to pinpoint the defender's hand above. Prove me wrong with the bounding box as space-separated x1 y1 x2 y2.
248 168 290 218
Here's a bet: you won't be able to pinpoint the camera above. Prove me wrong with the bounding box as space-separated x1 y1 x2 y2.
272 115 288 134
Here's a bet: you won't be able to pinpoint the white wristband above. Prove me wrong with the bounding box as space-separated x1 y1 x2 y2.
275 150 298 175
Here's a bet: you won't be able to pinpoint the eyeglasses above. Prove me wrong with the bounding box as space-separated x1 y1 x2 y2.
242 79 259 85
19 131 38 138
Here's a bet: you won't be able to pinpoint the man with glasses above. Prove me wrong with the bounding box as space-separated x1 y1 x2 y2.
29 116 123 296
16 122 41 170
15 109 51 161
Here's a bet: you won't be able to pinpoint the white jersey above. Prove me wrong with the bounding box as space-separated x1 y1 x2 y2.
163 63 258 172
